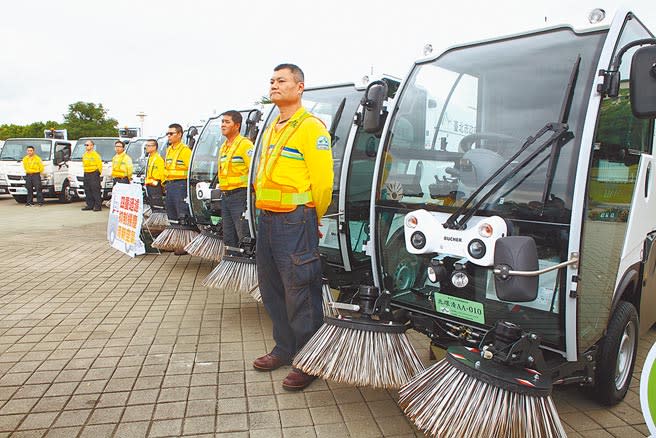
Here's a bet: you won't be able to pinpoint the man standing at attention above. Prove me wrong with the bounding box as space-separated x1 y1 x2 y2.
163 123 193 255
22 145 45 206
218 110 254 251
81 140 103 211
111 140 133 184
252 64 333 391
144 138 165 209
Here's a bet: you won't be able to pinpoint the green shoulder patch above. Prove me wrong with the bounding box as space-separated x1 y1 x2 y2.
316 136 330 150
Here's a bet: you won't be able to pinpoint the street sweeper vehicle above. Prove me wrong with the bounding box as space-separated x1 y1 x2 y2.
0 137 74 203
67 137 120 200
186 108 263 263
291 8 656 438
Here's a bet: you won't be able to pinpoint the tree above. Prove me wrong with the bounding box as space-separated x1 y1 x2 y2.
0 121 63 140
62 102 118 139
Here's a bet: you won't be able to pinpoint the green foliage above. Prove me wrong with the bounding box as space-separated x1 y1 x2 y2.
596 89 650 149
62 102 119 139
0 102 118 140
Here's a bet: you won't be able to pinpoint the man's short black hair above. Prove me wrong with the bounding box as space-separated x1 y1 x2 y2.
115 140 125 147
26 145 35 150
145 139 158 147
274 63 304 82
169 123 183 135
86 139 95 146
221 110 242 128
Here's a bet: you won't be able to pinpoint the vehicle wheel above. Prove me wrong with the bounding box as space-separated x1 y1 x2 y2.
594 300 639 405
59 181 72 203
13 195 27 204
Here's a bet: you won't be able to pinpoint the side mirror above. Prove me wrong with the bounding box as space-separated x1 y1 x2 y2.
630 45 656 119
246 110 263 141
361 80 388 134
493 236 538 302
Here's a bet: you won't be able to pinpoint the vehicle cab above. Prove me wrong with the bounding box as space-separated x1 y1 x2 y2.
0 137 73 203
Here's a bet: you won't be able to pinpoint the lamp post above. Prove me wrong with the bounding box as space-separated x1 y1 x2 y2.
136 111 147 137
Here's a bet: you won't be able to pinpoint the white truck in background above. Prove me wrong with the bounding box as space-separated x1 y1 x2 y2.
67 137 119 200
0 137 73 203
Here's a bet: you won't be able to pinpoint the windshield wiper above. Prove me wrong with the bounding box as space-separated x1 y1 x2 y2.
444 56 580 230
328 98 346 147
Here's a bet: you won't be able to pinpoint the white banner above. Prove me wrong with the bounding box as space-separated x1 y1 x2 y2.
106 183 145 257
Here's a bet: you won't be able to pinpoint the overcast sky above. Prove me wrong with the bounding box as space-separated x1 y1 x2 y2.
0 0 653 137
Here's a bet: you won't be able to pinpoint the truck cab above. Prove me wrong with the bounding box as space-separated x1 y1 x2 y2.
67 137 119 200
0 138 73 203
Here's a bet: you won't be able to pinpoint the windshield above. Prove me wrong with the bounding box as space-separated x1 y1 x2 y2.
380 28 605 224
378 28 606 350
0 140 52 161
126 140 146 161
72 139 118 162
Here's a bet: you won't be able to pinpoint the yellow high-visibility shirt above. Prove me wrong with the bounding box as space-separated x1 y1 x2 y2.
111 152 133 179
218 135 254 191
145 153 165 186
257 107 334 219
22 155 44 174
82 150 103 173
164 142 191 181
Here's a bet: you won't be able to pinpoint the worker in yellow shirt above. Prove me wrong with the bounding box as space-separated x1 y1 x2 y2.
111 140 133 184
252 64 333 391
144 138 165 209
22 145 45 206
218 110 254 251
163 123 193 254
81 140 104 211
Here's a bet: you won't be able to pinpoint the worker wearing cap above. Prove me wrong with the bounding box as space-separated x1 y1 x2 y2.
252 64 333 391
22 145 45 206
163 123 192 222
144 138 165 210
81 140 103 211
218 110 254 251
111 140 133 184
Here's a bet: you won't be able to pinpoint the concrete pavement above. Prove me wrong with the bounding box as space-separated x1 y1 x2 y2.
0 196 652 437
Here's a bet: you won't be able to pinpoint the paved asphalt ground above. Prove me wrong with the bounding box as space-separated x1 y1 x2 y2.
0 194 653 437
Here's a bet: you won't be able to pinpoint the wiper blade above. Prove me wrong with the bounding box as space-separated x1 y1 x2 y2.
540 55 580 211
444 57 581 230
328 97 346 147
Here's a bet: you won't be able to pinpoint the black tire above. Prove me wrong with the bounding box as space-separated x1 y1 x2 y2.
59 181 72 203
13 195 27 204
594 300 639 405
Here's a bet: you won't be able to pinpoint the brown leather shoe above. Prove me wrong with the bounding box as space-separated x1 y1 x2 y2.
252 353 290 371
282 368 316 391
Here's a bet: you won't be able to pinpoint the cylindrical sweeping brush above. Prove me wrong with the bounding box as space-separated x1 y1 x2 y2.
202 236 258 292
248 283 262 303
184 228 224 262
398 323 566 438
143 208 170 235
152 222 199 252
202 253 258 292
292 284 424 389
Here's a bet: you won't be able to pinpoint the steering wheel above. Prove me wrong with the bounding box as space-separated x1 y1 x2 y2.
459 132 519 153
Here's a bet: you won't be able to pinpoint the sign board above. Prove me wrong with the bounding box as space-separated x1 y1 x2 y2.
107 183 145 257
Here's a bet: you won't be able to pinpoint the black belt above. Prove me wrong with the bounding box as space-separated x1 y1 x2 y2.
261 207 302 216
166 179 186 184
25 172 40 175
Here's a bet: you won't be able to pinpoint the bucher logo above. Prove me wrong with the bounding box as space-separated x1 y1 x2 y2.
444 236 462 242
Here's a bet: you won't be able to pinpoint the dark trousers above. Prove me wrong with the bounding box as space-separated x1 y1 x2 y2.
165 179 189 222
257 206 323 361
84 171 102 209
113 177 130 184
146 185 165 210
25 173 44 205
222 188 248 248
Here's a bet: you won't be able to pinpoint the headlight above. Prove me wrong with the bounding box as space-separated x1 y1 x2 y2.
405 215 418 228
0 173 6 180
467 239 486 259
410 231 426 249
478 222 493 237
